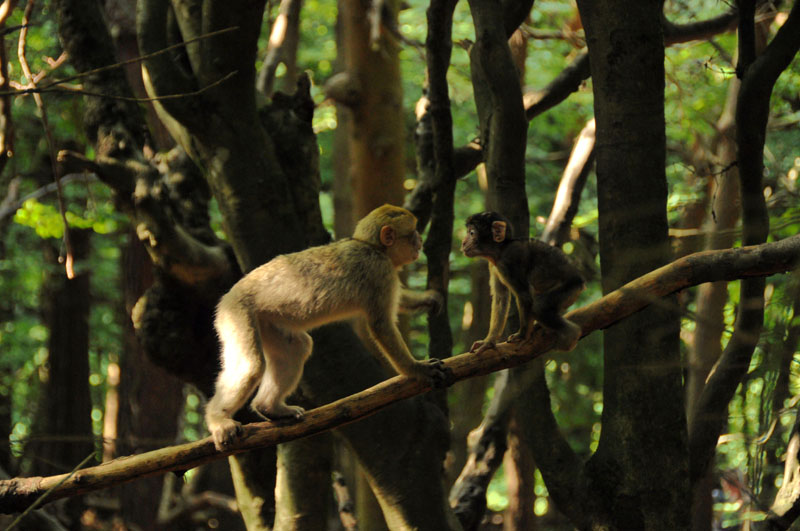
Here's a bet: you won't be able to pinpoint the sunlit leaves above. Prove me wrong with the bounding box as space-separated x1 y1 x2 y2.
14 197 120 238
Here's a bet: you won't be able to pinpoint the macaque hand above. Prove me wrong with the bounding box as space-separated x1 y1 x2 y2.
409 289 443 314
411 358 454 388
210 418 243 451
553 320 582 352
400 290 444 314
425 290 445 315
470 339 497 354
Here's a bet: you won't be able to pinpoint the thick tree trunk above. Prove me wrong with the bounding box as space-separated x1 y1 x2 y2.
576 1 689 529
273 434 333 530
339 0 405 219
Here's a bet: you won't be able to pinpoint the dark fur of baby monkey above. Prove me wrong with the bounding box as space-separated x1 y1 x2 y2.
461 211 585 354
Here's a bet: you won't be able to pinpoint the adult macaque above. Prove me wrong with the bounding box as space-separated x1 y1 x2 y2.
205 204 446 450
461 211 584 354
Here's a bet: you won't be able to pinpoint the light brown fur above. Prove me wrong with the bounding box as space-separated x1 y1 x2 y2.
205 205 443 450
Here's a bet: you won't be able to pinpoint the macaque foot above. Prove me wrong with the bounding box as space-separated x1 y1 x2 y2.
470 339 496 354
507 330 530 344
553 321 582 351
252 403 306 421
210 418 243 451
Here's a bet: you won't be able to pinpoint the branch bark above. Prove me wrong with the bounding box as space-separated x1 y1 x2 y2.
1 235 799 514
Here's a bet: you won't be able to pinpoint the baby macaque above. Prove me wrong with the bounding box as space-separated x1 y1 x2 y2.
461 211 584 354
205 204 446 450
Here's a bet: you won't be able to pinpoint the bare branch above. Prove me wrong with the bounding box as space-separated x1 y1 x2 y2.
3 70 238 102
663 9 738 44
541 118 595 245
1 26 239 98
257 0 302 96
18 0 73 278
0 173 97 220
524 52 590 121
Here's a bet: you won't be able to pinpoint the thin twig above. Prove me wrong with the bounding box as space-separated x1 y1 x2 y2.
0 172 97 220
8 70 238 102
0 26 239 97
18 0 74 278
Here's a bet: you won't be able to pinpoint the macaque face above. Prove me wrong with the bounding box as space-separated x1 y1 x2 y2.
461 213 508 260
386 228 423 267
460 225 482 258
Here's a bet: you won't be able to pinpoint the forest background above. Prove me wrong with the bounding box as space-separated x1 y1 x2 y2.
0 0 798 530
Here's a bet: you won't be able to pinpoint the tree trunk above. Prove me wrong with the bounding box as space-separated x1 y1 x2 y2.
687 55 740 531
577 1 688 529
116 233 184 529
503 415 536 531
339 0 405 219
28 228 93 525
467 0 528 230
273 434 333 530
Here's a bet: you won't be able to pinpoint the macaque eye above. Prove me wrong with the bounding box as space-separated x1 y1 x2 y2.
400 231 420 245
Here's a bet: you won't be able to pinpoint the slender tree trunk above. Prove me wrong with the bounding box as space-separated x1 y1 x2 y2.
503 415 536 531
116 234 184 529
337 1 420 527
687 60 740 531
28 227 93 525
447 264 490 488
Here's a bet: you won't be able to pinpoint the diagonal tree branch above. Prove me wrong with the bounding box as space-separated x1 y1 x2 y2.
0 235 798 514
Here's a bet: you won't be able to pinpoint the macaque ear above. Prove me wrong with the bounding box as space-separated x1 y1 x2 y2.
380 225 396 247
491 221 507 243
